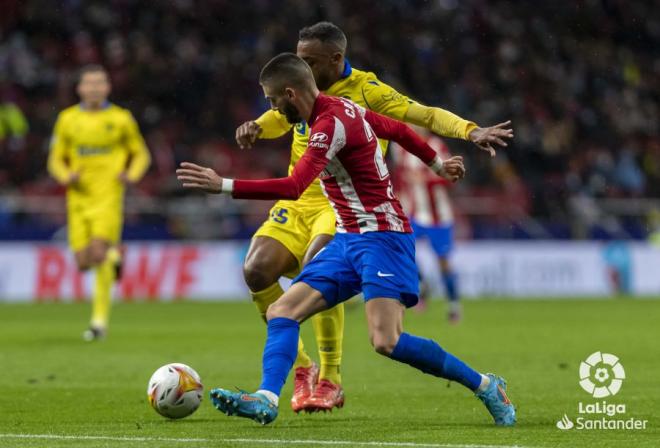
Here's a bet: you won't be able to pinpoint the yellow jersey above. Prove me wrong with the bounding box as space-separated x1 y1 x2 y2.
48 103 151 211
254 61 477 208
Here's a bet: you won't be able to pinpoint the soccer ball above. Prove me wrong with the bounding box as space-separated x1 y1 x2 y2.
147 363 203 419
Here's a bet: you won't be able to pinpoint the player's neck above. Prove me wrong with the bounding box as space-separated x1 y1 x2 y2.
298 89 320 123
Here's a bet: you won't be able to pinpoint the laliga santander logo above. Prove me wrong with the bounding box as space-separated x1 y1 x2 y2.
579 351 625 398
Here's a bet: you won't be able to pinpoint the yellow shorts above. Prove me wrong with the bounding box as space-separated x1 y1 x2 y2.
254 199 336 278
68 207 122 252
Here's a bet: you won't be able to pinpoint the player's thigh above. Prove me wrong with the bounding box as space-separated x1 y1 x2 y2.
89 212 121 264
293 235 361 309
248 203 308 278
302 206 335 266
267 282 329 323
365 298 405 355
68 209 91 260
243 236 299 290
88 238 111 265
428 225 453 258
356 233 420 308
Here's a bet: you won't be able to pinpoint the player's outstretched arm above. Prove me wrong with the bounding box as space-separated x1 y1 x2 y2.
360 78 512 156
177 145 327 200
363 109 465 182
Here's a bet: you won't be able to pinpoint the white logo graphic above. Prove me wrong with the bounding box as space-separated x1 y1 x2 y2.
377 271 394 277
579 351 625 398
556 414 574 430
310 132 329 142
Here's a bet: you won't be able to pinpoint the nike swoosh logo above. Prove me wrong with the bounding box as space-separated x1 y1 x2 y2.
377 271 394 277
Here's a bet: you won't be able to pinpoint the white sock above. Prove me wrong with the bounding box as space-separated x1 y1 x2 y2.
477 374 491 392
256 389 279 406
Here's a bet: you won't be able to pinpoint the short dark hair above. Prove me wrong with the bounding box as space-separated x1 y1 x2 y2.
77 64 108 83
298 21 347 53
259 53 315 92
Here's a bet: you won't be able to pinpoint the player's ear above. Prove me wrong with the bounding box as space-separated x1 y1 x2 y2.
331 52 343 66
284 87 295 100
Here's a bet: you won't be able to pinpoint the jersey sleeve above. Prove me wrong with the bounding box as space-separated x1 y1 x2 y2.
361 75 477 141
363 109 438 165
123 111 151 183
254 109 293 139
232 115 337 200
360 78 412 121
404 101 478 140
47 112 73 185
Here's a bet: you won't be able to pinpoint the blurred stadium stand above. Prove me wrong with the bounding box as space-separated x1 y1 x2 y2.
0 0 658 241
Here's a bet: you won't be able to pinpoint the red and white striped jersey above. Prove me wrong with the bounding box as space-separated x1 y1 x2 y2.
232 94 442 234
393 135 454 226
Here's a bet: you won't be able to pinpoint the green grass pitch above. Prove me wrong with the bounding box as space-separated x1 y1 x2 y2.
1 299 658 447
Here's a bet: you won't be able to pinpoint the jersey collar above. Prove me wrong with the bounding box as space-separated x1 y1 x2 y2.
340 59 352 79
79 100 111 111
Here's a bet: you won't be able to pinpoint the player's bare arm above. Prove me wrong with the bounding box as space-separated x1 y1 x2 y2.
176 162 223 193
235 121 262 149
467 120 514 157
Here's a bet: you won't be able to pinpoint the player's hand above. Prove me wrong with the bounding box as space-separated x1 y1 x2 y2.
235 121 262 149
468 120 513 157
118 172 133 186
65 172 80 186
439 156 465 182
176 162 223 194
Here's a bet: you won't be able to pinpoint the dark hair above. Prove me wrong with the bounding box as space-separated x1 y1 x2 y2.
77 64 108 83
259 53 315 92
298 21 347 52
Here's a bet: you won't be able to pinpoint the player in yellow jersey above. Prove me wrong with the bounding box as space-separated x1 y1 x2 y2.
47 65 151 341
235 22 512 412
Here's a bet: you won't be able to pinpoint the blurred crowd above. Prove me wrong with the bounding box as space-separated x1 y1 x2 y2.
0 0 658 239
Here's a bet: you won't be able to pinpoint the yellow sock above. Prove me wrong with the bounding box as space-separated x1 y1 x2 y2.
312 304 344 384
250 282 313 369
91 258 114 328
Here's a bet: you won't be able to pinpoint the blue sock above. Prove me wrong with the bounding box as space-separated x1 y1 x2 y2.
390 332 482 391
259 317 299 396
442 271 458 302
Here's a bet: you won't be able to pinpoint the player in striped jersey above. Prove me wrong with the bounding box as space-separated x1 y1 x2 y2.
393 128 462 322
177 53 516 427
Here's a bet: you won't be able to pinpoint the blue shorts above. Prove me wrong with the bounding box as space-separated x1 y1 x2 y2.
293 231 419 308
411 220 454 257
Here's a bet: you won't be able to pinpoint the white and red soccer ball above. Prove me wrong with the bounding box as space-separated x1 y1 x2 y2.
147 363 203 419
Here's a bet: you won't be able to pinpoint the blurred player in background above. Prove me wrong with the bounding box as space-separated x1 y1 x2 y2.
235 22 510 412
47 65 151 341
393 127 461 322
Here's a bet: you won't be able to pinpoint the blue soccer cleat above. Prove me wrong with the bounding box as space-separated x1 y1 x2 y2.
209 388 278 425
475 373 516 426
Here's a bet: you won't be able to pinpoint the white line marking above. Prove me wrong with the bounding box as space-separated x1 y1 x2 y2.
0 433 535 448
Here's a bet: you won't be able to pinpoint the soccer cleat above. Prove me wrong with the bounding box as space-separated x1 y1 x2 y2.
447 302 462 324
303 379 344 412
475 373 516 426
82 326 106 341
291 362 319 413
209 388 278 425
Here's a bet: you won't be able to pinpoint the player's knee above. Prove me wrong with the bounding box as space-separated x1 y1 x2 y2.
370 333 398 357
243 260 277 292
89 248 107 265
265 301 294 321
